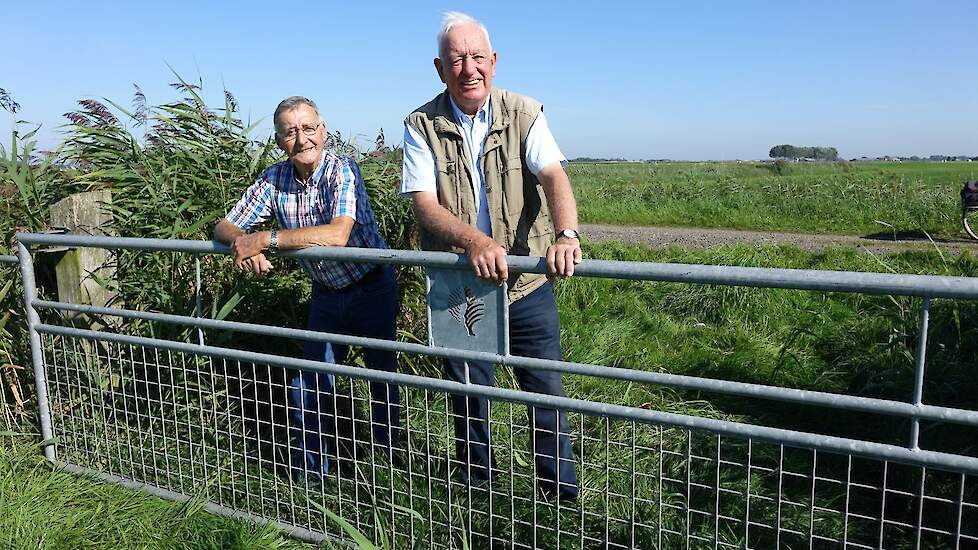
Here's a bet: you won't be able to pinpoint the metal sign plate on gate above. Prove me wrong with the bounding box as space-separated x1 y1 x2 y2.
426 268 508 355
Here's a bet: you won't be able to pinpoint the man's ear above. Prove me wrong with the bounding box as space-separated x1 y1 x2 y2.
433 58 446 84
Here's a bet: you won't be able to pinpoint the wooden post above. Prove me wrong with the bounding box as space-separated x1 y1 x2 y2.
48 190 120 319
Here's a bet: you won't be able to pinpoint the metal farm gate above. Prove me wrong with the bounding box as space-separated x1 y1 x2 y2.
7 232 978 549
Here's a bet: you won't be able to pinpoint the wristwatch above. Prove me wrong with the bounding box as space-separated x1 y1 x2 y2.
268 228 279 254
557 228 580 240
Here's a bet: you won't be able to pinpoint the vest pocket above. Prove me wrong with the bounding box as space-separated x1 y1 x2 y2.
524 185 553 257
436 159 457 177
436 160 461 216
499 154 523 173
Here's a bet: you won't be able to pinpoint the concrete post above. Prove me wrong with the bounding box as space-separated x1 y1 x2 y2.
48 190 120 318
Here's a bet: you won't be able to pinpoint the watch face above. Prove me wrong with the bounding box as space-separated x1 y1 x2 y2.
560 229 580 240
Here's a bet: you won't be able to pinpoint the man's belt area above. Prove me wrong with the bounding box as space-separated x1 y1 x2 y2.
312 265 386 293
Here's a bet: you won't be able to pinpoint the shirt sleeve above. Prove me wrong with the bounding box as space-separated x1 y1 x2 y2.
225 176 274 230
524 111 568 176
400 123 437 195
333 156 359 221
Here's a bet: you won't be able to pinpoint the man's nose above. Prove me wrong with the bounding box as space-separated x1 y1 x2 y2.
461 57 477 76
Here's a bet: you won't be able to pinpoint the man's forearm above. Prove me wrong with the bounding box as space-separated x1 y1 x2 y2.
216 218 353 251
537 164 579 233
412 191 509 283
413 195 493 249
279 217 354 249
214 219 246 245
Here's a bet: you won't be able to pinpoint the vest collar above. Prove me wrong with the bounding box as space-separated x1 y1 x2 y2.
431 88 512 137
448 95 490 126
487 88 512 134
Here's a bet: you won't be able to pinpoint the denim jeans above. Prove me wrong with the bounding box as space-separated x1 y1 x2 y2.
444 281 578 498
289 265 401 478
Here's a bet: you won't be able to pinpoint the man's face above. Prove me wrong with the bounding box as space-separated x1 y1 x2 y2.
275 104 326 171
435 23 496 116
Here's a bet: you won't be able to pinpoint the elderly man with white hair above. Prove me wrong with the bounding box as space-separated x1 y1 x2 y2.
401 12 581 500
215 96 401 481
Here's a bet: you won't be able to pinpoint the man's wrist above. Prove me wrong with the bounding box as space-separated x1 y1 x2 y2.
464 233 492 249
268 228 279 254
556 228 580 242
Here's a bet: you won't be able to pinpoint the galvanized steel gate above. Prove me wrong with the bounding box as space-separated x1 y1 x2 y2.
8 232 978 549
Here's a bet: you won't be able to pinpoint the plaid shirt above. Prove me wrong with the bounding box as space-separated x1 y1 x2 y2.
225 150 387 289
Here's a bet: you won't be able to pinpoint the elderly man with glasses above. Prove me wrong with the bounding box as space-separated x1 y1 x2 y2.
214 95 401 480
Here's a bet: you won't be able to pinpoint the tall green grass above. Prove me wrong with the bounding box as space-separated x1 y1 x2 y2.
561 241 978 451
569 161 978 236
0 437 312 549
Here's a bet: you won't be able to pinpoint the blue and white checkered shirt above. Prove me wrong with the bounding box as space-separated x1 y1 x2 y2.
225 150 387 289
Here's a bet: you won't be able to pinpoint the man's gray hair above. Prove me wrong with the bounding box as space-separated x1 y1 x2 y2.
437 11 492 59
273 96 320 135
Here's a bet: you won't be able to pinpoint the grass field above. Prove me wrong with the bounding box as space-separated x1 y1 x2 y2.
569 161 978 237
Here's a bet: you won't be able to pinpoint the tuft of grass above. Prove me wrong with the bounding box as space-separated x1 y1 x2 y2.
0 437 310 549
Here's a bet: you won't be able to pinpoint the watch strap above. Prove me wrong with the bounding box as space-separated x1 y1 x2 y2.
557 228 580 240
269 228 279 254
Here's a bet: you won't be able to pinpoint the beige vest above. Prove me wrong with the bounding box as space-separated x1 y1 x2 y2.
405 88 554 302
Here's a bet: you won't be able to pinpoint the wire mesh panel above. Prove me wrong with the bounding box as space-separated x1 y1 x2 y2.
40 331 978 549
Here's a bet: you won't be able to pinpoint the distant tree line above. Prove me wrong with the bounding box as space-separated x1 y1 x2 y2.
568 156 629 163
769 145 838 161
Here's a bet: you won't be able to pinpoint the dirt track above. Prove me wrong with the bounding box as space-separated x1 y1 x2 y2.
581 224 978 255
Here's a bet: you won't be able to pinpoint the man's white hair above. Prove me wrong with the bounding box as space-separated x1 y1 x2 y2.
437 11 492 58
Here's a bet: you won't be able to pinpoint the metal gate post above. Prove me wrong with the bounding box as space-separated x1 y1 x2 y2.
909 297 930 450
17 241 56 461
194 255 205 346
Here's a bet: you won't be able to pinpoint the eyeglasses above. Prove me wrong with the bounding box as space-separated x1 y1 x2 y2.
278 122 322 141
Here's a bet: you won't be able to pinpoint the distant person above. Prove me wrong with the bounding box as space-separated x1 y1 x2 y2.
214 96 400 479
400 12 581 500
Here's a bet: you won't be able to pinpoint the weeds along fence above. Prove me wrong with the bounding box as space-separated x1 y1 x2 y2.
11 232 978 549
0 254 26 435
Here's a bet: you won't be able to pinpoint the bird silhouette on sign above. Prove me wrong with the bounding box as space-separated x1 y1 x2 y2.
448 286 485 337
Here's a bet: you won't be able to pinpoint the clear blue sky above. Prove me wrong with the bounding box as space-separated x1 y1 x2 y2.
3 1 976 160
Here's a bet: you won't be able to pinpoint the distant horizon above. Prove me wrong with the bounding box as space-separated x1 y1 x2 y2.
565 154 978 162
3 1 976 161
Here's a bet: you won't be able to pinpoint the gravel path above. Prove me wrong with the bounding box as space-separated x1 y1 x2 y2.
581 223 978 255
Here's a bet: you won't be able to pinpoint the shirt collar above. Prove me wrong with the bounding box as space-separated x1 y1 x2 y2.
448 94 491 126
291 149 329 187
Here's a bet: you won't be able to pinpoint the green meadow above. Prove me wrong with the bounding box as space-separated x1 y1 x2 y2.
569 160 977 237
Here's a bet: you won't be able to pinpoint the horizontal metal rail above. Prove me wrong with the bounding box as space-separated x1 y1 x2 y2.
0 254 18 264
34 298 978 428
16 232 978 299
35 322 978 476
